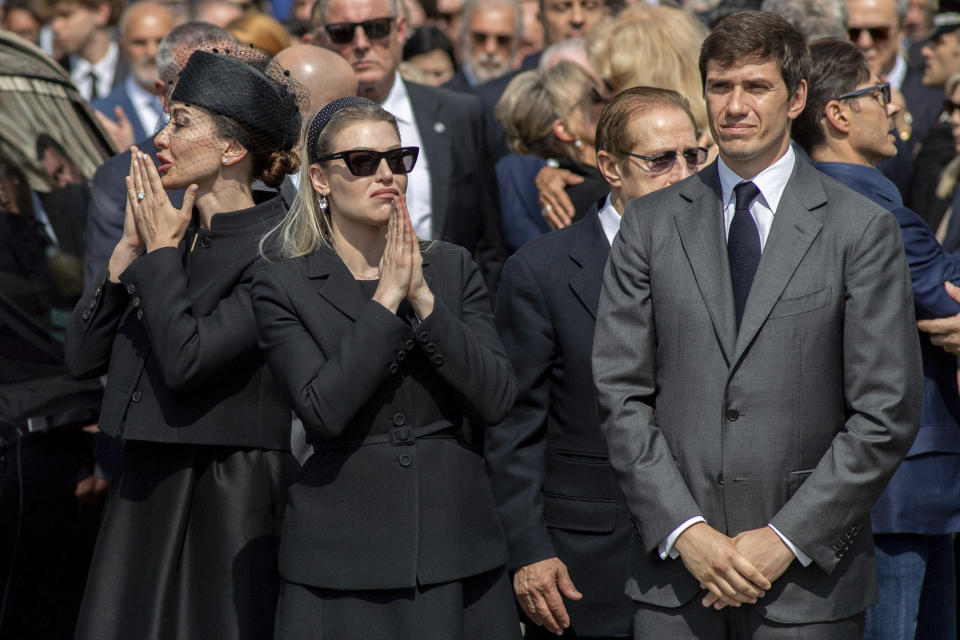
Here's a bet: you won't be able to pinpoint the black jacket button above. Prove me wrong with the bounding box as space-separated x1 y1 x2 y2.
726 409 739 421
426 343 438 353
388 363 398 373
404 339 415 350
393 413 406 426
396 350 406 361
82 311 90 320
431 354 445 366
136 309 144 320
399 453 412 467
126 283 136 294
199 236 211 248
131 391 142 402
132 296 141 308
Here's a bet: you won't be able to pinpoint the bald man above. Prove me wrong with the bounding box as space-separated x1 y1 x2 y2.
92 1 173 149
274 43 358 110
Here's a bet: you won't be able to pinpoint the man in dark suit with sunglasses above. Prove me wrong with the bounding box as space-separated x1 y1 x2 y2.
311 0 508 296
486 87 705 640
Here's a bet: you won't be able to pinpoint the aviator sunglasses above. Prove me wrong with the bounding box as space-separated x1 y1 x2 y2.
324 17 395 44
625 147 709 174
315 147 420 176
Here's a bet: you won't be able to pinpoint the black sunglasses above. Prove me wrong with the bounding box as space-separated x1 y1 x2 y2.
835 82 891 107
848 26 892 42
324 17 394 45
625 147 708 174
945 99 960 117
315 146 419 176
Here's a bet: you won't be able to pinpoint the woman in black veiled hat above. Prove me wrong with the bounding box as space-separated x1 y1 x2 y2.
251 97 521 639
65 48 304 639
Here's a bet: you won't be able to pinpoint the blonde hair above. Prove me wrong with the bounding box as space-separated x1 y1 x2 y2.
937 72 960 200
227 11 291 56
587 4 708 132
495 60 596 157
261 103 400 260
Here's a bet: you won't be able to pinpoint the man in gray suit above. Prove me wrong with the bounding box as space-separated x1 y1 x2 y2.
592 11 922 638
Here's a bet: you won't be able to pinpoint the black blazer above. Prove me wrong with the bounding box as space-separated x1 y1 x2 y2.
406 81 508 296
486 204 634 637
64 194 291 449
251 242 515 590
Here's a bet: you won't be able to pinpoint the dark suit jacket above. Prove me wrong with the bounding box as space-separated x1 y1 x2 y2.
816 161 960 537
65 194 292 449
593 158 922 624
406 81 508 295
37 183 90 259
91 79 150 144
251 242 515 590
487 204 633 637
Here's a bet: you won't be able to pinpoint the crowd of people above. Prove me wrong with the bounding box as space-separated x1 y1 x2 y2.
3 0 960 638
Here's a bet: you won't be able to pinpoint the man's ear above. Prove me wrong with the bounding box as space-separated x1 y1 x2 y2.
787 78 807 121
95 0 111 27
597 150 623 189
822 99 852 134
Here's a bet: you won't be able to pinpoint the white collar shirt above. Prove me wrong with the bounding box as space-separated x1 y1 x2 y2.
71 41 118 101
381 72 433 239
717 145 796 252
126 75 163 139
598 194 621 246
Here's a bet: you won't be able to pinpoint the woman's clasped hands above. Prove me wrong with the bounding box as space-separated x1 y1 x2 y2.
124 145 197 253
372 194 435 319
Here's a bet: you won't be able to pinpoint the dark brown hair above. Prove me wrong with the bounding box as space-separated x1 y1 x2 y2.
792 38 870 154
698 10 810 96
595 86 697 159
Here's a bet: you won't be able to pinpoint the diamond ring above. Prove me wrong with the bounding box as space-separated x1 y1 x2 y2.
137 193 145 201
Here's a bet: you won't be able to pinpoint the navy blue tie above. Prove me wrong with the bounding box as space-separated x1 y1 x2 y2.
728 181 762 329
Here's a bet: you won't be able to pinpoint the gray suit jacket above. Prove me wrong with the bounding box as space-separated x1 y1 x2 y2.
592 158 922 624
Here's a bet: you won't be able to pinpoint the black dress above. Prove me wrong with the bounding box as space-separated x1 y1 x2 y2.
65 194 297 640
251 243 521 639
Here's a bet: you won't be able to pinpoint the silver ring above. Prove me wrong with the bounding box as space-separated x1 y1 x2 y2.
542 203 552 215
137 193 145 201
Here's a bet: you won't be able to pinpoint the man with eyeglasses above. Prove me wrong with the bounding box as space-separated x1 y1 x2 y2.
794 37 960 640
593 12 920 638
486 86 704 640
311 0 508 295
444 0 521 91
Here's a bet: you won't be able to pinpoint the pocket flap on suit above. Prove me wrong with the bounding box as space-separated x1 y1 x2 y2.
543 493 617 533
769 287 831 318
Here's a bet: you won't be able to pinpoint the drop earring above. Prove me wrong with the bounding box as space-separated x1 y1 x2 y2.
222 158 229 165
318 190 328 211
574 139 583 148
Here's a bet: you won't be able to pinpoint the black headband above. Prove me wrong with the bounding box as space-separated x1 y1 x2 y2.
307 96 379 163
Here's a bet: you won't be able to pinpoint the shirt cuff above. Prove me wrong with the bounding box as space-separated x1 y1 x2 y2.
768 523 812 566
659 516 706 560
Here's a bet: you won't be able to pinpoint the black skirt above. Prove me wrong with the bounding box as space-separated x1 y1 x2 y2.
274 567 522 639
75 440 298 640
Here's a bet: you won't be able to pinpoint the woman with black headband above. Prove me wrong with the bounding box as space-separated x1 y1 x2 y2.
252 96 521 638
65 48 304 639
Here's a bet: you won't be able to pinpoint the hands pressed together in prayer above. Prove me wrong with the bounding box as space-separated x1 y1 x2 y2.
107 146 197 283
372 195 435 319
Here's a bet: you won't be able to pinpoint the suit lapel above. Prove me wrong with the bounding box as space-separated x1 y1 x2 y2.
569 204 609 319
407 82 452 239
731 161 825 365
308 250 369 321
675 165 737 364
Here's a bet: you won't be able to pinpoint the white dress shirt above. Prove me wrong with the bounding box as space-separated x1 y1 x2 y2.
659 146 812 567
126 75 163 139
598 194 621 246
70 42 119 102
381 72 434 239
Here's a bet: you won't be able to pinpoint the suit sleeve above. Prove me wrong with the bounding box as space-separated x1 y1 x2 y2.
485 252 558 569
82 159 126 287
466 98 508 298
116 247 260 391
592 208 703 554
64 270 129 379
411 246 516 425
769 209 922 572
893 205 960 318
